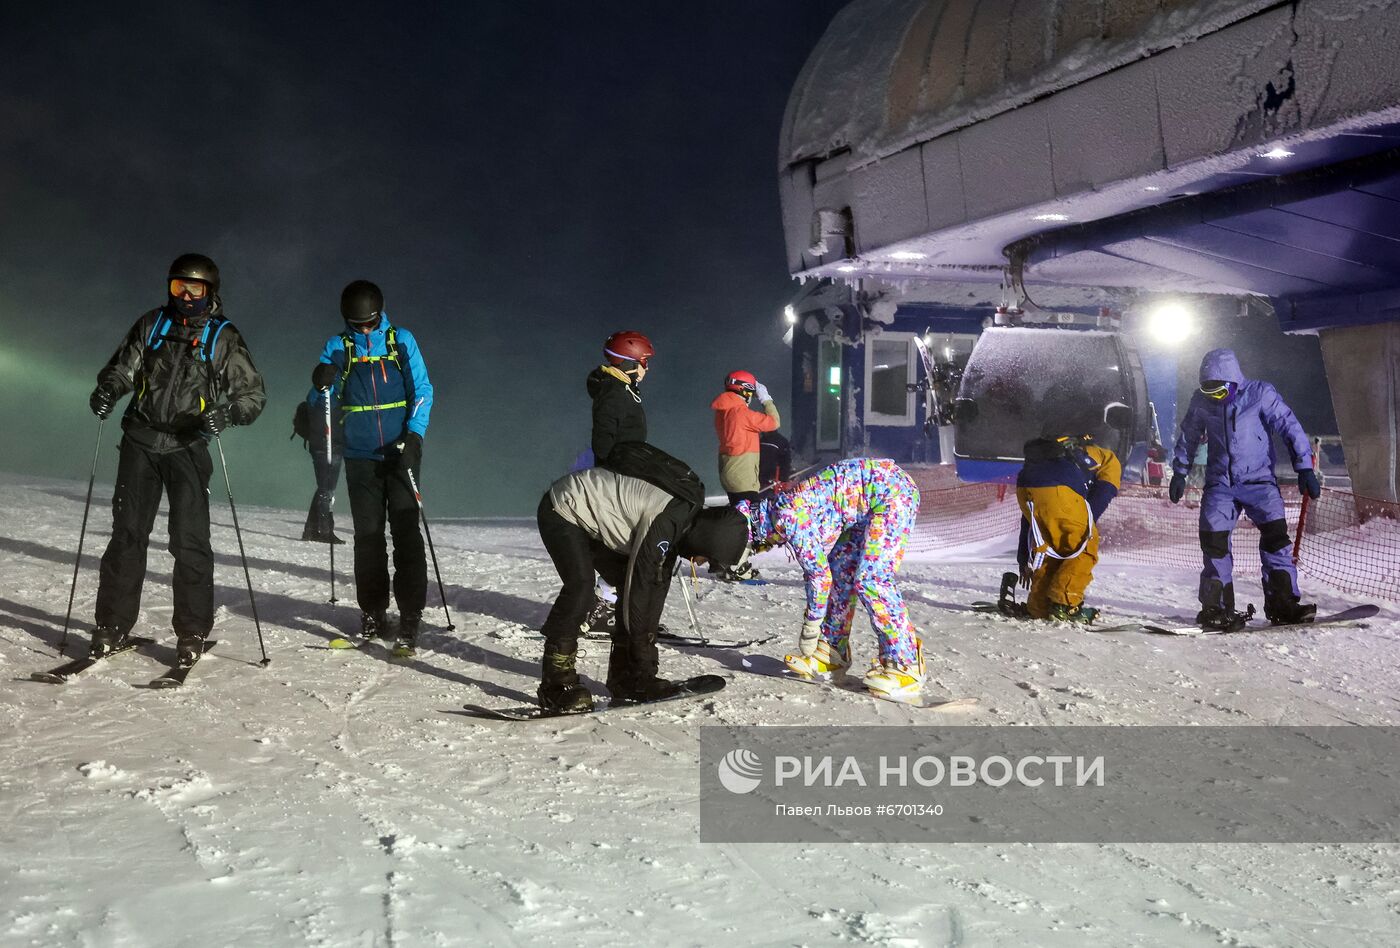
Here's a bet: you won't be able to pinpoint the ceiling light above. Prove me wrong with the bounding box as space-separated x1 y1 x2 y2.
836 264 859 273
1258 146 1294 159
1032 213 1070 222
1144 301 1195 345
887 250 927 261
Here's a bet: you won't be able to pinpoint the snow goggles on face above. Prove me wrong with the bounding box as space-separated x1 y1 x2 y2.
1200 381 1232 401
168 279 208 299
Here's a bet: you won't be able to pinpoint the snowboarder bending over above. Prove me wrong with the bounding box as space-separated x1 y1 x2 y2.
535 443 751 713
309 280 434 649
579 330 655 637
87 254 266 665
1014 418 1121 623
742 458 925 699
711 370 780 506
1169 348 1319 631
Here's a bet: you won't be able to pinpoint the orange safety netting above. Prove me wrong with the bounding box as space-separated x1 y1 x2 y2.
905 466 1400 602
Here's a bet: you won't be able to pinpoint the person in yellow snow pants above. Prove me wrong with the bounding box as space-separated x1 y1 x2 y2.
1015 424 1121 623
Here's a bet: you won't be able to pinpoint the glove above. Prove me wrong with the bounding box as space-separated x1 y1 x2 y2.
798 618 822 657
1168 473 1186 504
1019 565 1033 590
89 386 116 420
754 382 771 404
201 405 231 436
311 363 338 391
396 431 422 471
1297 468 1321 500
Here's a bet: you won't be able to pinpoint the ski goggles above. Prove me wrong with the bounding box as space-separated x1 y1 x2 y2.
169 279 209 299
1199 381 1233 401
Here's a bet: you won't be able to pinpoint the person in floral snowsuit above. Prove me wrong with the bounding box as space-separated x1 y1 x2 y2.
741 457 924 698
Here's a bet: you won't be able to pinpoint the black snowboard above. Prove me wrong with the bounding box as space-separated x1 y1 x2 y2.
456 674 726 721
30 637 157 684
1142 604 1379 636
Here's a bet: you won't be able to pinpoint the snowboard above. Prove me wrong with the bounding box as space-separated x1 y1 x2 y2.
1142 604 1379 636
456 674 727 721
656 630 776 650
30 637 157 684
785 671 980 711
146 641 218 689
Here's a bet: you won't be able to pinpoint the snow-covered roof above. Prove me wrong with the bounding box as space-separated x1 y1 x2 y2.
781 0 1279 170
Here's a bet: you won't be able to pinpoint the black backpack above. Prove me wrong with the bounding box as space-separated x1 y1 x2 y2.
600 441 705 508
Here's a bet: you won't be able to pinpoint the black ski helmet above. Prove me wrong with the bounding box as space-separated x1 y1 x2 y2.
340 280 384 325
168 253 220 294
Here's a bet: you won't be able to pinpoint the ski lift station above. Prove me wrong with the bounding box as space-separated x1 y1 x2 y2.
779 0 1400 502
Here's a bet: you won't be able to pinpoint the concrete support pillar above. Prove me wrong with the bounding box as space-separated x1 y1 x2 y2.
1318 323 1400 502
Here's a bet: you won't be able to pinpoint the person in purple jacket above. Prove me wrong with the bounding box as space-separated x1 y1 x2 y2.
1168 348 1320 631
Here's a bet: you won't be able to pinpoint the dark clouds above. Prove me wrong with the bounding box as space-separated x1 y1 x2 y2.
0 1 847 513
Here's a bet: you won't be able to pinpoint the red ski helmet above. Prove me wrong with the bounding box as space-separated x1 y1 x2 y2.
725 370 757 396
604 330 654 369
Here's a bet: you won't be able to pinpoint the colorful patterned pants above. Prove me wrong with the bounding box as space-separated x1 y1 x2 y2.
819 484 920 665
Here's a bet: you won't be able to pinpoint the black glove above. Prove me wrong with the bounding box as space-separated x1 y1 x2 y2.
311 363 338 391
396 431 422 471
89 386 116 420
1297 468 1321 500
1168 473 1186 504
201 405 231 436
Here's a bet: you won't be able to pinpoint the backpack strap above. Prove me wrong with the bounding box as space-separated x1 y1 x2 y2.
195 316 229 363
145 309 174 351
337 332 355 397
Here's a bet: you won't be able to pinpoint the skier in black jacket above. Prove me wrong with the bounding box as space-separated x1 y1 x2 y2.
87 254 266 665
579 330 655 637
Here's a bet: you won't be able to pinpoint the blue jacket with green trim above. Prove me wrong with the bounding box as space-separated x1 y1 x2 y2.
306 314 433 461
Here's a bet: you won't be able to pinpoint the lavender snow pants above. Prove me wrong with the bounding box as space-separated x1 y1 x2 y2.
1198 482 1297 602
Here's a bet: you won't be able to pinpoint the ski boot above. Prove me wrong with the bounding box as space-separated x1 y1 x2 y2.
1195 581 1253 633
579 595 616 639
88 625 128 659
175 634 209 668
1048 603 1098 624
784 638 851 679
1263 570 1316 626
538 643 594 714
863 637 926 700
360 610 389 641
391 612 421 657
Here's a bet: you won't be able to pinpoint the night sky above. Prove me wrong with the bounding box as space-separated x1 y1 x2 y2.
0 1 848 515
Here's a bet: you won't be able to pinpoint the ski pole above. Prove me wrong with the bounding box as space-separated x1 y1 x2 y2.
405 468 454 630
59 418 105 655
214 435 270 666
674 561 707 645
323 392 338 604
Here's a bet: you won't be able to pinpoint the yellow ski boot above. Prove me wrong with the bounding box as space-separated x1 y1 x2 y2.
863 637 926 700
784 638 851 679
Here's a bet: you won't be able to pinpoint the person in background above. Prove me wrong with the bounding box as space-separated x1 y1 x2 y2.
1014 415 1121 623
711 370 780 505
1168 348 1318 631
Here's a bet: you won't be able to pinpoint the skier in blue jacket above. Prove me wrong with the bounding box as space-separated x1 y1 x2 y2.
308 280 434 647
1169 348 1319 631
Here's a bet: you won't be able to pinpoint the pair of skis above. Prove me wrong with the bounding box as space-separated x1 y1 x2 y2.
30 638 217 688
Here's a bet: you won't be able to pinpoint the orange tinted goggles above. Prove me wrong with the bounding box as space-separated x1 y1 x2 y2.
169 279 209 299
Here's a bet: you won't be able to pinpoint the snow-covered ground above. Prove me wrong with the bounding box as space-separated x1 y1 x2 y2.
2 472 1398 947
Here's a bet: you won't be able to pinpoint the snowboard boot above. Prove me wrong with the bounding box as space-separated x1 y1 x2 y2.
784 637 851 679
1195 580 1253 632
537 643 594 714
359 610 389 641
579 595 616 639
88 625 128 659
863 637 926 700
608 675 685 705
1048 603 1097 624
176 634 208 668
392 611 422 656
1263 570 1316 626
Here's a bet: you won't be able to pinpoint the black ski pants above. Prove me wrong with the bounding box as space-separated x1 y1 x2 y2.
536 495 657 685
96 438 214 637
346 458 426 616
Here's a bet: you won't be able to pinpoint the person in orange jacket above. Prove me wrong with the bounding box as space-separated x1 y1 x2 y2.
711 370 780 505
